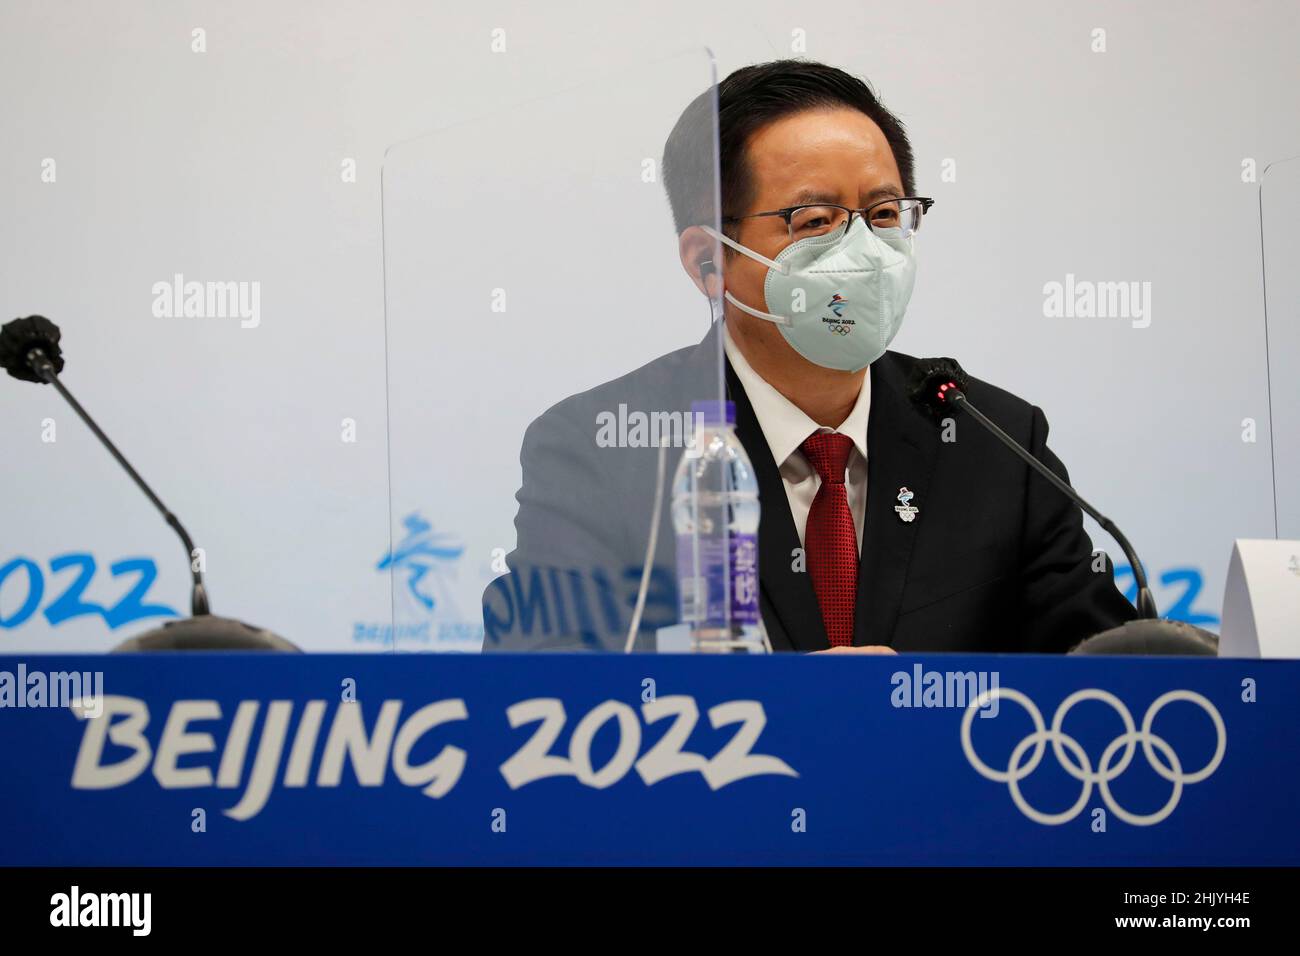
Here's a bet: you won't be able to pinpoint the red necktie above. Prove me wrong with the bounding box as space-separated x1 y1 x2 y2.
800 433 858 647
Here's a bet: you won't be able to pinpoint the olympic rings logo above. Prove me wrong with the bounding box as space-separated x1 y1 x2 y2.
961 688 1226 826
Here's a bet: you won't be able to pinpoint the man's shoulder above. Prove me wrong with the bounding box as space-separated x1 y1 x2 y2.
531 338 712 434
529 342 1047 442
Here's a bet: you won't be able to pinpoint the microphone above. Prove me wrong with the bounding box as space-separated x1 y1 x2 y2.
908 357 1159 620
1 315 295 651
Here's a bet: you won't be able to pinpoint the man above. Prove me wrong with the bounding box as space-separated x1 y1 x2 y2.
483 59 1135 653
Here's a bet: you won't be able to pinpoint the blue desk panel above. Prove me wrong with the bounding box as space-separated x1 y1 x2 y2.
0 653 1294 865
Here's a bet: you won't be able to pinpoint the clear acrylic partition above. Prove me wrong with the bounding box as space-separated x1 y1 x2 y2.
381 49 723 652
1261 156 1299 540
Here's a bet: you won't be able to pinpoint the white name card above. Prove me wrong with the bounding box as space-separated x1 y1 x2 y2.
1219 539 1300 658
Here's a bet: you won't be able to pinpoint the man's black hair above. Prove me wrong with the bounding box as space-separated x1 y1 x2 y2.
663 59 916 235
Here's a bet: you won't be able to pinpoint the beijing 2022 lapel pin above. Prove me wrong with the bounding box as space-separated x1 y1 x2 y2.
895 486 919 523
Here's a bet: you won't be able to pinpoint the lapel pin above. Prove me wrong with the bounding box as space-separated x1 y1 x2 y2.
895 486 919 523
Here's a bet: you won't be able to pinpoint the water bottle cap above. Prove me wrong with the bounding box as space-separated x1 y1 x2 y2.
691 399 735 426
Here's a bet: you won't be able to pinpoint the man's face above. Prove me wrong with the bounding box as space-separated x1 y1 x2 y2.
725 106 904 372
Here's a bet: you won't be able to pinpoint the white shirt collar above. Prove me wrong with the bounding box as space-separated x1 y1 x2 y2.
723 324 871 471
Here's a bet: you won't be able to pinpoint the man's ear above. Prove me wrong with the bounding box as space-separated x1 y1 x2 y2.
677 224 722 299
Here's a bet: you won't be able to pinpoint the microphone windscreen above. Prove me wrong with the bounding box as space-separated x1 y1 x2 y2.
0 315 64 382
907 357 968 420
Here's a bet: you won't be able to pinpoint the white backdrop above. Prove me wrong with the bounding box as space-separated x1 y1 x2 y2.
1 0 1295 652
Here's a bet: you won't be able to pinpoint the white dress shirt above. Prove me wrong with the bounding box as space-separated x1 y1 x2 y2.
723 326 870 550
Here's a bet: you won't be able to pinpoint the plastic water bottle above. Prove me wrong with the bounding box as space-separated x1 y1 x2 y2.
671 399 767 652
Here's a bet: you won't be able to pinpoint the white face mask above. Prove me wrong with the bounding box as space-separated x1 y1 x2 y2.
703 217 917 372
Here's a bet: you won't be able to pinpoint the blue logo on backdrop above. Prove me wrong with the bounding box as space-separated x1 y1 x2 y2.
353 512 485 649
377 513 465 612
0 554 177 631
1114 565 1219 628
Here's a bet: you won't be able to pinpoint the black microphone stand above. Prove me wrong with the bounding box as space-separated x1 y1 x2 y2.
917 363 1219 654
2 315 296 651
25 345 212 617
946 389 1158 619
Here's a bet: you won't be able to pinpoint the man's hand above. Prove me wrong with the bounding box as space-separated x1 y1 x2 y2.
811 645 897 655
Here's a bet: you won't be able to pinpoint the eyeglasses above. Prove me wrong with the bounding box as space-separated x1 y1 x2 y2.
722 196 935 244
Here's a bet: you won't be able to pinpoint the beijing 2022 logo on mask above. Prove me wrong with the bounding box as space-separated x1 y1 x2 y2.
823 292 852 335
961 687 1226 826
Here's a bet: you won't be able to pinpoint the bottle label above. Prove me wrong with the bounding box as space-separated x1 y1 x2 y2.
676 532 761 626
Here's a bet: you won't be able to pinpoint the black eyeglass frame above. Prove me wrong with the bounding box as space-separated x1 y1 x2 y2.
721 196 935 237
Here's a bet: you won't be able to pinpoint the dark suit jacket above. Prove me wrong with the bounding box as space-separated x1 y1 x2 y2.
482 329 1135 652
